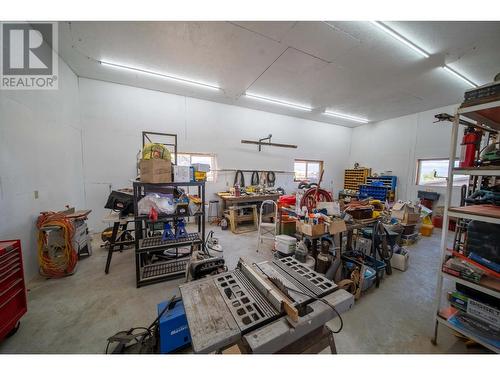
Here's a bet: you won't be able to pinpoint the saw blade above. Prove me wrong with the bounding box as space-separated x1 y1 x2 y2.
268 276 292 300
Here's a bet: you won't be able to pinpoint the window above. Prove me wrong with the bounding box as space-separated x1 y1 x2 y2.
416 159 468 187
177 153 216 182
294 159 324 182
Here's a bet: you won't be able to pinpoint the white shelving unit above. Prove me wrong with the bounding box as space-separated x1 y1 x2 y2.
432 99 500 353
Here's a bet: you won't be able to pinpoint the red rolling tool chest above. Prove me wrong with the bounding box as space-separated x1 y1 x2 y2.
0 240 27 341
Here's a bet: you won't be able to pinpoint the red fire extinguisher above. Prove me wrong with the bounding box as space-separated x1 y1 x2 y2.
459 126 481 168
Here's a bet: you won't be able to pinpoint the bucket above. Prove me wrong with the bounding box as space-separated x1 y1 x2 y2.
420 224 434 237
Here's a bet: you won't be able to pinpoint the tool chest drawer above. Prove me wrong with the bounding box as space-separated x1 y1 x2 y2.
0 239 27 341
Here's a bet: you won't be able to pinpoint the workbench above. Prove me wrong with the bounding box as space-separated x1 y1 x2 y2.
217 192 280 211
217 192 280 234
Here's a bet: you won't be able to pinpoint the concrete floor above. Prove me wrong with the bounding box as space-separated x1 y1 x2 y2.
0 225 488 354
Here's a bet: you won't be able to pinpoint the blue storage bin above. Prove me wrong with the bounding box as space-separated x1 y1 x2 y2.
359 184 390 200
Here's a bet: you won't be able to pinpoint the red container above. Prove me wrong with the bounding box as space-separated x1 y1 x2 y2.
448 219 457 232
278 195 296 205
0 240 27 341
432 215 443 228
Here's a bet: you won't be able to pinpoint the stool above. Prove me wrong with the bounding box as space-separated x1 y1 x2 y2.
208 200 220 224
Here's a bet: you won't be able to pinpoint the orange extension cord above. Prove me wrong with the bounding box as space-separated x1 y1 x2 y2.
36 212 78 278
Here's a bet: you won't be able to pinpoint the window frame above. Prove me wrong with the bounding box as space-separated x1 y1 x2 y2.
415 158 468 187
294 159 324 182
176 152 216 182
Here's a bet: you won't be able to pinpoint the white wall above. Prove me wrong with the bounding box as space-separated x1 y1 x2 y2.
78 78 353 232
1 67 465 280
348 103 463 206
0 57 85 280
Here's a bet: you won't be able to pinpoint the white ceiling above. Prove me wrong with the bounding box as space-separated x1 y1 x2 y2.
58 21 500 128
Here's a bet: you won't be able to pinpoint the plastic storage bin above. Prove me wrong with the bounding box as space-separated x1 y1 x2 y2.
359 184 390 201
274 235 297 255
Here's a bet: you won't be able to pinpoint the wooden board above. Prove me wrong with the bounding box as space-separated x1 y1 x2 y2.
448 204 500 220
179 278 240 353
217 193 280 203
65 209 92 219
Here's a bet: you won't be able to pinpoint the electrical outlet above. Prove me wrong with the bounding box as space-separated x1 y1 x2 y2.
34 190 39 199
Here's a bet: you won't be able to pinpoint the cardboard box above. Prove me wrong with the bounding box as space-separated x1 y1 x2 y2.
174 165 191 182
329 218 347 235
391 202 420 224
140 159 172 183
297 221 326 237
317 202 340 216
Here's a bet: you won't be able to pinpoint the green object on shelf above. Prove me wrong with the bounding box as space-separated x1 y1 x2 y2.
280 221 296 236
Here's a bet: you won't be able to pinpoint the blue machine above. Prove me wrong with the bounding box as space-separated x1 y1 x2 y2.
157 299 191 353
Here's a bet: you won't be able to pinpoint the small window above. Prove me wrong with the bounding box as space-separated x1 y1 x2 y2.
177 153 216 182
294 160 324 182
416 159 468 187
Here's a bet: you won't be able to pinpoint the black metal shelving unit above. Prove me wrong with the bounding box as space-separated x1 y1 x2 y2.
133 181 206 287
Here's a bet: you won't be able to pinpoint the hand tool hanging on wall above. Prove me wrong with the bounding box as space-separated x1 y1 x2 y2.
267 171 276 187
251 171 260 185
234 170 245 187
241 134 298 152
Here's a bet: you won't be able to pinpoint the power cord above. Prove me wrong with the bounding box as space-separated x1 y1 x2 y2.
105 295 178 354
204 230 223 256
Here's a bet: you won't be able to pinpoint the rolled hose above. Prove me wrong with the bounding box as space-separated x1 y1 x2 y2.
36 212 78 277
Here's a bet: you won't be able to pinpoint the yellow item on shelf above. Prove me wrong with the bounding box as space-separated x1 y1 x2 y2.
194 171 207 181
372 210 381 218
422 215 433 225
142 143 171 161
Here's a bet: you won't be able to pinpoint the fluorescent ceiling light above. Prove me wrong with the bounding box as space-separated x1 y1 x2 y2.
99 60 221 91
371 21 430 58
324 111 369 124
244 92 312 111
442 66 478 88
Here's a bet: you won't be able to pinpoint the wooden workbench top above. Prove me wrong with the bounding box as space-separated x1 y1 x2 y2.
217 192 280 201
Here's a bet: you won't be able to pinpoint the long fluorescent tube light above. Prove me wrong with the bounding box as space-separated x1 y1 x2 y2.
99 60 221 91
324 111 369 124
442 66 478 88
244 92 312 111
371 21 430 58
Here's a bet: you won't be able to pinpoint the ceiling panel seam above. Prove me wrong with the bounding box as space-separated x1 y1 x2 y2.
240 46 289 96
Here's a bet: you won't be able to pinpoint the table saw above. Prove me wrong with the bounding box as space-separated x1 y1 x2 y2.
179 256 354 353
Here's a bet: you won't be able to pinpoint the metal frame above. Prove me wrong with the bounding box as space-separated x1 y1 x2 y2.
142 131 178 165
132 181 206 288
256 199 278 253
432 101 500 353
